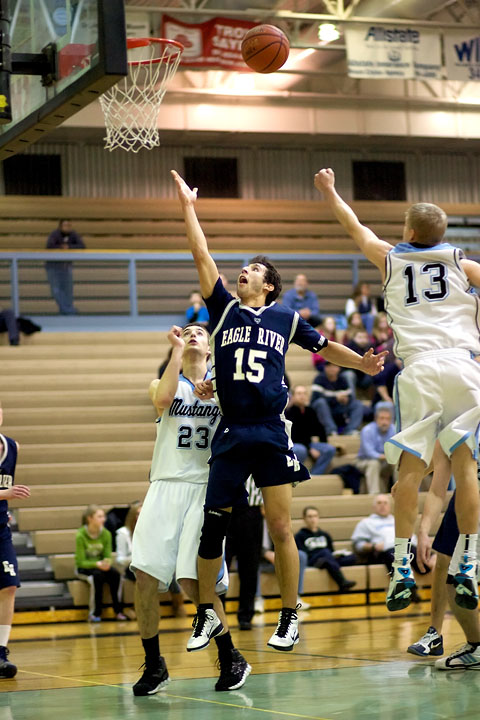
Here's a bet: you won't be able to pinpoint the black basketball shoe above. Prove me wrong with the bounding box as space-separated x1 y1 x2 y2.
0 647 17 679
215 649 251 691
132 656 170 696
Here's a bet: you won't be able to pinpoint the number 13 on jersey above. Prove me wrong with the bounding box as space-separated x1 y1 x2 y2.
403 262 449 306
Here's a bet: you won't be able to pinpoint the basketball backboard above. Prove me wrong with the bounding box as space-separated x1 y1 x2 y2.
0 0 128 160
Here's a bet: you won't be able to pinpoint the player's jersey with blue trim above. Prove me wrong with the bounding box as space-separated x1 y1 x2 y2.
205 278 328 422
149 373 220 484
384 242 480 362
0 434 17 526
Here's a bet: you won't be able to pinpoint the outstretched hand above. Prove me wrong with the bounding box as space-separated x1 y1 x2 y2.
171 170 198 206
314 168 336 194
360 348 388 376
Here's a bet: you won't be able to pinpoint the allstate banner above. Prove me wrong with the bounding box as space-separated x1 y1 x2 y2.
445 32 480 81
161 15 255 70
345 26 442 79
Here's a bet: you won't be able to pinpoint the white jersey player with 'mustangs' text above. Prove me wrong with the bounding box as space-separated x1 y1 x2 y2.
130 324 250 697
315 167 480 619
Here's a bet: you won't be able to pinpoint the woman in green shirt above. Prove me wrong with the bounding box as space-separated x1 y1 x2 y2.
75 505 126 622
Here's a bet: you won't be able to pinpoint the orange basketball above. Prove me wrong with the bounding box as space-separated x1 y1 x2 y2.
241 25 290 74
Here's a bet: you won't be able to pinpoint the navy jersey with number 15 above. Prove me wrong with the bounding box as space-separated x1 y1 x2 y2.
205 278 328 422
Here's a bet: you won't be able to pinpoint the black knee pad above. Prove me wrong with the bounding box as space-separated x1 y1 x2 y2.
198 508 231 559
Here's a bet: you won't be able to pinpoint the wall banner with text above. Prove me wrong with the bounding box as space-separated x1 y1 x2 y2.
445 32 480 81
345 26 442 79
161 15 255 70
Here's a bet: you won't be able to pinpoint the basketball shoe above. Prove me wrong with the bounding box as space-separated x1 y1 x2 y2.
187 608 223 652
267 606 300 651
435 643 480 671
0 647 16 679
215 649 251 691
407 626 444 657
386 555 416 611
453 554 478 610
132 656 170 696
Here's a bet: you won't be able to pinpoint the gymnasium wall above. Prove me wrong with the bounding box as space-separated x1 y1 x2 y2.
23 141 480 204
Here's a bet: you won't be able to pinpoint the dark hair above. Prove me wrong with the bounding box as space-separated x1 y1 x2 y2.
182 322 210 337
125 501 142 534
249 255 282 304
303 505 319 518
58 219 71 227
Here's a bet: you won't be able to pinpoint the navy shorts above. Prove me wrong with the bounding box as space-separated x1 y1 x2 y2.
0 525 20 589
432 492 458 558
206 419 310 508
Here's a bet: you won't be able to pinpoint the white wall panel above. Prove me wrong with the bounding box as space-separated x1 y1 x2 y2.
28 141 480 204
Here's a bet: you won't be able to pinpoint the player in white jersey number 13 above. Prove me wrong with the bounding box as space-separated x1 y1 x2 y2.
171 169 387 654
315 167 480 613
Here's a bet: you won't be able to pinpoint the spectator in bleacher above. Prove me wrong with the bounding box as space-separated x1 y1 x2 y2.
346 329 375 393
116 501 143 583
185 290 209 327
345 282 377 335
75 504 127 623
312 316 337 370
340 311 370 345
311 361 365 437
371 312 392 350
354 404 396 493
45 219 85 315
351 495 433 590
295 506 357 592
285 385 336 475
281 273 322 328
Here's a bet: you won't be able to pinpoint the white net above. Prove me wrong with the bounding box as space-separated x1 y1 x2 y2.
99 39 183 153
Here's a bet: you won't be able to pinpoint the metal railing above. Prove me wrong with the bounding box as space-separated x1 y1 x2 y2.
0 251 370 317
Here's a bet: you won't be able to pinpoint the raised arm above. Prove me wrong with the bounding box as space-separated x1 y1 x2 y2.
314 168 393 279
171 170 219 299
149 326 184 413
460 258 480 289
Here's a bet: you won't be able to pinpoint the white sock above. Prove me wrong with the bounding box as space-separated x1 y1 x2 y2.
393 537 411 565
459 533 478 561
0 625 11 647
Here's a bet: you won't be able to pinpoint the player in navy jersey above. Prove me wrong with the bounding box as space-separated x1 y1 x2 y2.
315 167 480 615
171 170 387 652
0 402 31 678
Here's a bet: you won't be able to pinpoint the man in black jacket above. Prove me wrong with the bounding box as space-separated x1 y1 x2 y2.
285 386 336 475
45 219 85 314
295 506 356 592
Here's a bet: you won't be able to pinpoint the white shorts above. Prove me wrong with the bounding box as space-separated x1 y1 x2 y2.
385 349 480 467
131 480 228 594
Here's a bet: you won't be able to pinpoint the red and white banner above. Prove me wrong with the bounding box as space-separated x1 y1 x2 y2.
161 15 255 70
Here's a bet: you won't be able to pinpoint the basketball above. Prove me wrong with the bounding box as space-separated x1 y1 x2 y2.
241 25 290 74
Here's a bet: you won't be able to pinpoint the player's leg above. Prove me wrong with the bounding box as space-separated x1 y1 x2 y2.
407 552 449 657
261 483 300 651
387 451 426 611
132 569 170 696
450 443 479 609
0 587 17 678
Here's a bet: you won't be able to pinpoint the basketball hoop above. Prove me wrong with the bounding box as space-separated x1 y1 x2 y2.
99 38 184 153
